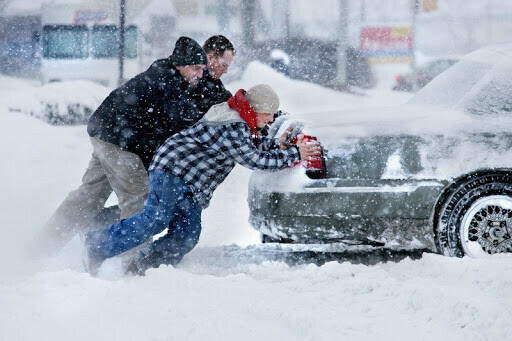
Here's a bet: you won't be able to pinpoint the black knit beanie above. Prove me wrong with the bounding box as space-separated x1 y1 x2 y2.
170 36 207 66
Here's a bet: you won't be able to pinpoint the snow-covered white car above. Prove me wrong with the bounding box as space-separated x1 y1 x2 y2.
248 43 512 258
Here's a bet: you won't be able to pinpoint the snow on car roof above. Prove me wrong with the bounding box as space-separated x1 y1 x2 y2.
410 42 512 107
297 43 512 142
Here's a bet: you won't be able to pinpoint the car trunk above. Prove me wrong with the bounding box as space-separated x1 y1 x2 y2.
249 134 447 246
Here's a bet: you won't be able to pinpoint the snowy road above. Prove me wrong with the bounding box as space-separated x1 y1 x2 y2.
1 64 512 340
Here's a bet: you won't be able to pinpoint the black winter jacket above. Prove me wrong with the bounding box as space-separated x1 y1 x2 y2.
193 69 232 113
87 58 231 169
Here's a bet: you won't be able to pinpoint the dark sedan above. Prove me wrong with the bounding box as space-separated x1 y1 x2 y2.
249 43 512 258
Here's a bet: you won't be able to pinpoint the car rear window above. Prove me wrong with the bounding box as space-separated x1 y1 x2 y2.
461 63 512 115
409 59 491 107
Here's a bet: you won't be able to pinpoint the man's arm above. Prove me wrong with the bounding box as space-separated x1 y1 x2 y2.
168 94 205 128
219 124 300 171
259 126 296 151
258 135 280 151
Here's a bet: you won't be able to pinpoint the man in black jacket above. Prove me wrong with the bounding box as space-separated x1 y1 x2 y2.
36 36 234 255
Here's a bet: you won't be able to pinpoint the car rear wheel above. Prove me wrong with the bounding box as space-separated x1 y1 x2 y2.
260 233 295 244
435 173 512 257
260 233 279 243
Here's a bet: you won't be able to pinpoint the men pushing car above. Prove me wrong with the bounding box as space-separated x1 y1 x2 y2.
84 84 322 275
34 36 235 257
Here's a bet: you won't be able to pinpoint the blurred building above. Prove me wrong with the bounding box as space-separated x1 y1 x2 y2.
1 0 510 82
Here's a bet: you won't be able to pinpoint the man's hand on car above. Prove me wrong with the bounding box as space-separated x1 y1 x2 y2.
278 126 294 149
296 134 322 160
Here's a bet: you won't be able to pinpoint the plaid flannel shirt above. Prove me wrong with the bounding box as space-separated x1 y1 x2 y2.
149 112 300 208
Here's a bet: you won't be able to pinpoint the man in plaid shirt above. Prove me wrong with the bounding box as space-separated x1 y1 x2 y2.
85 84 321 275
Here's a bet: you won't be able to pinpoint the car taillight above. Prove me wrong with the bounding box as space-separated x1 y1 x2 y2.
290 134 327 179
304 135 327 179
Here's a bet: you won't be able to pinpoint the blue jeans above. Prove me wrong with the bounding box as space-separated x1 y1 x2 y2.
86 169 202 268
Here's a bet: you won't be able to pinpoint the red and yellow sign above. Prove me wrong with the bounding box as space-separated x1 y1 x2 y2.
360 26 413 63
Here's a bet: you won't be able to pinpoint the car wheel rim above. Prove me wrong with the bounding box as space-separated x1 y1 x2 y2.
461 195 512 257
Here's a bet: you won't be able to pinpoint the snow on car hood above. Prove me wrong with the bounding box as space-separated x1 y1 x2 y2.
255 102 512 193
299 104 470 139
299 103 512 142
302 104 512 178
251 43 512 193
297 42 512 142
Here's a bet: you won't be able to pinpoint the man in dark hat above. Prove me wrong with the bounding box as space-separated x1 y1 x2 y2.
36 36 228 255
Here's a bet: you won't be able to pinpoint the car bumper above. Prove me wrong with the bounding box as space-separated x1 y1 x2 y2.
248 178 446 249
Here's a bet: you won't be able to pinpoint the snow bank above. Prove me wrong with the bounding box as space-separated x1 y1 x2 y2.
0 77 109 125
3 252 512 340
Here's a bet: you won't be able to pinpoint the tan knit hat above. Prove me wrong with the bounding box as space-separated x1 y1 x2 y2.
245 84 280 114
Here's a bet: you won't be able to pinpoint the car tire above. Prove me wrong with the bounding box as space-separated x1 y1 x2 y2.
260 233 295 244
261 233 280 243
435 172 512 257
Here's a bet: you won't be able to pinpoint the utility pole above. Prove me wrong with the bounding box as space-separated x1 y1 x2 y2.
335 0 348 89
271 0 289 39
217 0 229 35
241 0 256 48
486 0 492 45
284 0 290 37
271 0 280 39
411 0 419 92
118 0 126 87
360 0 366 23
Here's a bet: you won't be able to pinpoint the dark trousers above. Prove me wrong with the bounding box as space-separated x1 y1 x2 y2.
86 168 202 269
